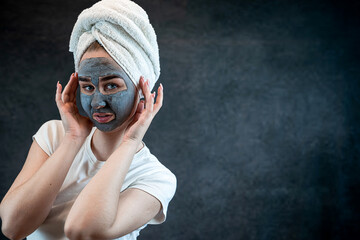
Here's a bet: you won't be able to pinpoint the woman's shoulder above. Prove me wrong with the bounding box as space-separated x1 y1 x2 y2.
32 119 65 155
132 144 164 168
35 119 66 140
39 119 64 131
131 143 177 181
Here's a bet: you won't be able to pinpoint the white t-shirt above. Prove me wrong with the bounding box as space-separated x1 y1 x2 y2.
27 120 177 240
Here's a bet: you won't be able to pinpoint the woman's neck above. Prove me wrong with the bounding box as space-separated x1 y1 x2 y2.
91 127 143 161
91 127 125 161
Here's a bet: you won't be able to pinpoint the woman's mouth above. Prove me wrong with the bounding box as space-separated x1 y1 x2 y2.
92 113 115 123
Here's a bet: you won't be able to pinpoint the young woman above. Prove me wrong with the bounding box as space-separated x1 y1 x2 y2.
0 1 176 239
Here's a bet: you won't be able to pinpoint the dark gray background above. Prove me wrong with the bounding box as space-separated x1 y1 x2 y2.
0 0 359 239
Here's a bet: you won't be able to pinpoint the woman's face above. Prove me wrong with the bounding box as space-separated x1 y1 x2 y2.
78 52 137 132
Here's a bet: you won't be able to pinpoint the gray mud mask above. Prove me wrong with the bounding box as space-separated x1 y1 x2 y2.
78 57 136 132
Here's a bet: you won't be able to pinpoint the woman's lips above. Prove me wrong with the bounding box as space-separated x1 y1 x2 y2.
92 113 115 123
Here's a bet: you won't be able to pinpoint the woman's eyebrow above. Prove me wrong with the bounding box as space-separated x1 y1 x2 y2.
78 76 91 82
99 74 124 82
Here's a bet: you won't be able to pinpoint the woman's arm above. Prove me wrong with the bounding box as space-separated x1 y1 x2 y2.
0 136 85 240
0 73 92 240
65 141 161 239
64 77 164 240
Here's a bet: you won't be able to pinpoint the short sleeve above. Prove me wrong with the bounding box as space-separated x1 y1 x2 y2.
127 153 177 225
32 120 65 156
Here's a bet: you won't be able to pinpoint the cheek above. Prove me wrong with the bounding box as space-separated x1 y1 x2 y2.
80 94 92 114
110 93 135 114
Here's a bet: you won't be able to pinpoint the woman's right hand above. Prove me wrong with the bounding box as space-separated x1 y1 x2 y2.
56 73 93 141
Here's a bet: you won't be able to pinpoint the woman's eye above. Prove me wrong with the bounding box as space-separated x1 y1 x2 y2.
83 85 94 91
105 83 118 90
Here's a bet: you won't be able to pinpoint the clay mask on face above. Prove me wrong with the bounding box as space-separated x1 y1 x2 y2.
78 57 136 132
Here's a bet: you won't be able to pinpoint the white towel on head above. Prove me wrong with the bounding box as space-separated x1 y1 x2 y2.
69 0 160 96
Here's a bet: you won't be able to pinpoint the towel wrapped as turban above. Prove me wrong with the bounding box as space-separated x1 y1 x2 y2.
69 0 160 95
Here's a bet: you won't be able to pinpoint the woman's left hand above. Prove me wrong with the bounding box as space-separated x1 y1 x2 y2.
123 76 163 143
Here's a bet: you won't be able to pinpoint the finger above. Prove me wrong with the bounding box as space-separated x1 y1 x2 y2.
69 72 79 102
126 100 144 128
133 101 144 123
136 100 145 113
62 73 76 103
153 83 163 114
55 81 64 109
139 76 150 109
144 79 154 112
141 77 150 102
67 73 78 103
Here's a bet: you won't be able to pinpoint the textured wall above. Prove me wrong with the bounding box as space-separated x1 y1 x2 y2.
0 0 359 239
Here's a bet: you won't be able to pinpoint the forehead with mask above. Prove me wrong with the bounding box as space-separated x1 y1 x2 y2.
77 42 137 132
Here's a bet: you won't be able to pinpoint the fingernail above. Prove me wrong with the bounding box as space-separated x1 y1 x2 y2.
160 83 163 90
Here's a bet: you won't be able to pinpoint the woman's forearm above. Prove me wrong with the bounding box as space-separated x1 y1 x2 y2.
0 135 85 239
65 140 139 236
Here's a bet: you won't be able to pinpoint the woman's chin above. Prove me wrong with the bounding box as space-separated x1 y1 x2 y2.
94 119 129 134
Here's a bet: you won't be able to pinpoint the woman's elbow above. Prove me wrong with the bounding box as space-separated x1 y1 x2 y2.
64 223 115 240
64 221 95 240
64 224 82 240
1 220 27 240
1 222 13 240
1 208 36 240
1 208 17 240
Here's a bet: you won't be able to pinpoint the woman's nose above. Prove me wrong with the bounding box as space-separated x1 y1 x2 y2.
91 92 106 109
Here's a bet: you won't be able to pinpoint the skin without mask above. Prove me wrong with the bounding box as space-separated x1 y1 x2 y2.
78 57 136 132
